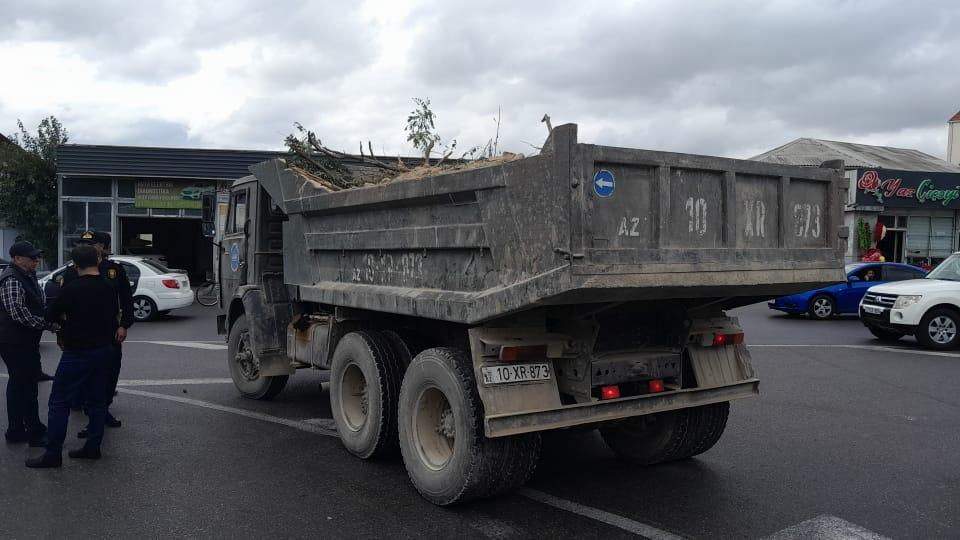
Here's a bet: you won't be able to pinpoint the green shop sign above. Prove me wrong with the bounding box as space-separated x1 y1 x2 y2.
135 181 215 209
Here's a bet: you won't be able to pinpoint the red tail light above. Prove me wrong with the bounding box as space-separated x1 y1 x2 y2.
161 279 180 289
648 379 665 393
712 333 744 346
499 345 547 362
600 385 620 400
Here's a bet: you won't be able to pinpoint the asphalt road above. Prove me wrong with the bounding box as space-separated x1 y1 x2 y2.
1 302 958 539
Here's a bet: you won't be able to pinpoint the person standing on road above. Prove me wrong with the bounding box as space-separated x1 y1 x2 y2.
27 244 120 468
0 241 59 446
59 231 133 433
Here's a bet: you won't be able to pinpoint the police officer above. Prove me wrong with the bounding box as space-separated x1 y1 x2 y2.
0 241 59 446
59 231 133 432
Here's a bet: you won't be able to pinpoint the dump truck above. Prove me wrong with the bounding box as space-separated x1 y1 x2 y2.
203 124 846 505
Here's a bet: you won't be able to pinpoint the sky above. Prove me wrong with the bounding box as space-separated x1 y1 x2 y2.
1 0 958 161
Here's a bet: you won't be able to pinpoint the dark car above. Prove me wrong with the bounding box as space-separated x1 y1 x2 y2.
769 262 927 319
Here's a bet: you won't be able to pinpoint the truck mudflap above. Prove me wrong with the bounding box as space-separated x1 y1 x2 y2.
484 379 759 438
240 280 295 377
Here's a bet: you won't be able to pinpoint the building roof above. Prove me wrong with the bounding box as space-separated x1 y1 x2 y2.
751 138 960 173
950 110 960 122
56 144 288 180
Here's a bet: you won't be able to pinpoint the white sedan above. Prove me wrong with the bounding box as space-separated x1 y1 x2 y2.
40 255 193 322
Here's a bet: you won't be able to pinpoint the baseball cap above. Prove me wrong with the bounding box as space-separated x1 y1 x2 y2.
9 241 42 259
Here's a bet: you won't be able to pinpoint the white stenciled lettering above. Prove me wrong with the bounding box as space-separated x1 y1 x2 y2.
618 216 642 237
744 200 766 238
686 197 708 236
793 203 822 239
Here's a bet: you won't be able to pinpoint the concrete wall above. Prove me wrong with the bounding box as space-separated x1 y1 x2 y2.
949 121 960 166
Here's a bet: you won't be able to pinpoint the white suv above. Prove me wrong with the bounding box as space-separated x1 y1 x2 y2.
860 252 960 350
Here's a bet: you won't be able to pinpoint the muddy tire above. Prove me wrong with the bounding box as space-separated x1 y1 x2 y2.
330 331 407 459
600 402 730 465
867 326 904 343
916 308 960 350
227 316 288 400
398 347 541 506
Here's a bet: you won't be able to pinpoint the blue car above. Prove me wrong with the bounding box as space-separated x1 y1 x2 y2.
769 262 927 319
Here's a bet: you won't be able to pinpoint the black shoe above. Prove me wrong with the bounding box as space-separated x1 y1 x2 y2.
25 453 62 468
77 428 89 439
37 371 55 382
105 414 122 428
68 447 101 460
5 431 28 444
28 435 48 448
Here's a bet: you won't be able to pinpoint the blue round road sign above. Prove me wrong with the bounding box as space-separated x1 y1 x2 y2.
230 243 240 272
593 170 615 198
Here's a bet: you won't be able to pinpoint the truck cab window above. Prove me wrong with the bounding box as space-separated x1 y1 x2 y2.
230 191 248 233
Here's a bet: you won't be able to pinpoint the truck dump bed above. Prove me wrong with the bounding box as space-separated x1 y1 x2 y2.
251 124 845 324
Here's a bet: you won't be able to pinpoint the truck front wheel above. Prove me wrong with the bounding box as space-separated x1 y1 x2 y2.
227 316 288 400
330 331 408 459
398 347 541 506
600 402 729 465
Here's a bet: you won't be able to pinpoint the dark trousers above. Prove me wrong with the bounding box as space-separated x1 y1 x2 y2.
0 342 45 437
45 346 111 455
72 343 121 411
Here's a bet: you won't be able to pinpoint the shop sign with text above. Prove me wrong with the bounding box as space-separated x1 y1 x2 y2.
135 181 214 209
856 168 960 208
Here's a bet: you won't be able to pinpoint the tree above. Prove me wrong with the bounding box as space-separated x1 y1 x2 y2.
0 116 67 256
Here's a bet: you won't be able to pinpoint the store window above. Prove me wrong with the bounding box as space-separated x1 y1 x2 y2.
117 179 136 198
62 178 112 197
61 200 114 263
905 216 955 267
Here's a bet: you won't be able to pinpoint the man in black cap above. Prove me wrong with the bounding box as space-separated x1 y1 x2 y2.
27 244 118 467
59 230 133 433
0 241 59 446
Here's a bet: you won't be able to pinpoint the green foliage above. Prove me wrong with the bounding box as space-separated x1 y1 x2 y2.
0 116 67 256
856 217 871 253
405 97 440 162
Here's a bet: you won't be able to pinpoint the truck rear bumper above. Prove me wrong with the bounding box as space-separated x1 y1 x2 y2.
484 379 759 438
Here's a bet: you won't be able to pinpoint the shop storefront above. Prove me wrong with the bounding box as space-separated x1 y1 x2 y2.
852 168 960 268
57 145 284 280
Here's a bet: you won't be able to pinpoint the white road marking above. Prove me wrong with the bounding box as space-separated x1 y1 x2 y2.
748 344 960 358
763 514 891 540
518 488 684 540
138 341 227 350
113 386 681 539
117 378 234 386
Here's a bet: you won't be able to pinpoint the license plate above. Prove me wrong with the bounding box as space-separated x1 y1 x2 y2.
481 363 552 385
863 305 883 314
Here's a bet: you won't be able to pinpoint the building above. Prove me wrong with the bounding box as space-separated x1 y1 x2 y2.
753 125 960 268
56 145 285 279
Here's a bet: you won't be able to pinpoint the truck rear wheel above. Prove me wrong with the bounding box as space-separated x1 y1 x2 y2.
600 402 729 465
227 316 288 400
398 347 541 506
330 331 407 459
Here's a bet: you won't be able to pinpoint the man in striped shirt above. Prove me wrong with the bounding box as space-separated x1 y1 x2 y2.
0 241 58 446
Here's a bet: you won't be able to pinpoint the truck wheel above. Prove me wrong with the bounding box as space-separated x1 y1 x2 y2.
227 316 288 400
330 331 406 459
867 326 904 343
807 295 835 320
398 347 541 506
916 308 960 350
600 402 729 465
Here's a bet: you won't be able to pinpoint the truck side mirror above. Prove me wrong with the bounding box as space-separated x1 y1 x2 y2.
201 193 216 239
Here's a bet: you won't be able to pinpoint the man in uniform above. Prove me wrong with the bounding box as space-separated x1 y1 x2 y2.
59 231 133 432
0 241 58 446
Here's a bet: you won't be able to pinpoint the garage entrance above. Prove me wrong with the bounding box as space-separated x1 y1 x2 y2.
118 217 211 282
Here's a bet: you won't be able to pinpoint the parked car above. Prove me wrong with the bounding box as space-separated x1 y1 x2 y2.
860 252 960 350
40 255 193 322
768 262 927 320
